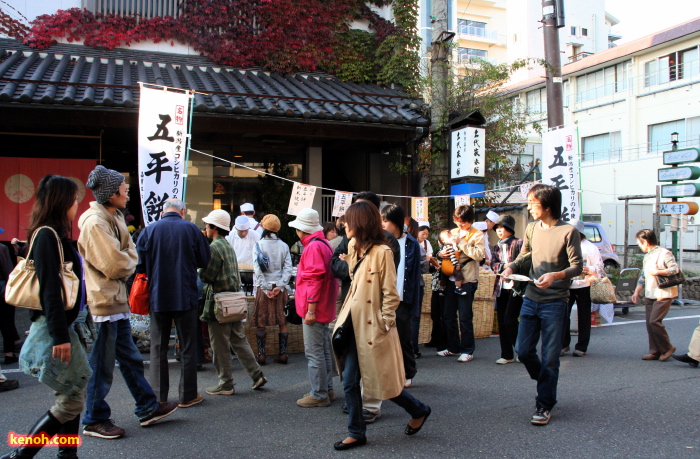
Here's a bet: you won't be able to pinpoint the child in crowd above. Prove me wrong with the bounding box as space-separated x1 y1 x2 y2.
438 229 468 296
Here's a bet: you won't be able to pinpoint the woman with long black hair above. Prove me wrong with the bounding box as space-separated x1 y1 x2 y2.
2 175 89 459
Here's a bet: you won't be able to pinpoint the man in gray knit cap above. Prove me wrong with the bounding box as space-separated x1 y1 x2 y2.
78 165 178 439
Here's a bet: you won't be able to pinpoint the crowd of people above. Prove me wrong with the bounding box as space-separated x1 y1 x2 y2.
1 170 699 456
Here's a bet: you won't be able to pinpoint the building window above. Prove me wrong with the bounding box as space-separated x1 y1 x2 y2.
571 26 577 36
457 19 496 39
644 46 699 87
457 47 488 64
576 61 629 102
526 88 547 115
582 28 588 37
649 117 700 152
581 132 621 162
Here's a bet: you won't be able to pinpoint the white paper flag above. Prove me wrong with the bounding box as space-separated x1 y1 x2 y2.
288 183 317 215
332 191 353 217
454 195 470 208
541 127 580 222
519 182 536 201
138 86 191 226
411 197 428 222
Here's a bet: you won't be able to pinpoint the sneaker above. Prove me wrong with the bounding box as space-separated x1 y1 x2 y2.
362 409 381 424
179 393 204 408
496 358 515 364
252 376 268 390
457 353 473 362
297 393 330 408
437 349 459 357
572 350 586 357
531 408 551 425
404 379 412 388
560 347 570 356
328 389 336 402
455 286 468 296
206 384 234 395
139 402 178 427
83 420 126 439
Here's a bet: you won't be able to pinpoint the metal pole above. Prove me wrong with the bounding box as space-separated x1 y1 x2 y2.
679 216 684 303
654 185 661 240
499 159 541 206
624 198 629 269
541 0 564 129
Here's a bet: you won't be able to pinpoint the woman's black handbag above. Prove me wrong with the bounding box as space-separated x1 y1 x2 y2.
332 316 354 356
656 272 685 289
284 297 303 325
255 242 270 272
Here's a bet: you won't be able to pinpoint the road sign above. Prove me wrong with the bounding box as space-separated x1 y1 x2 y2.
659 202 699 215
663 148 700 165
661 183 700 198
658 166 700 182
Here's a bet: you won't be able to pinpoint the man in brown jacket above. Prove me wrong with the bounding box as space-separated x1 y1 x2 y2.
78 166 177 439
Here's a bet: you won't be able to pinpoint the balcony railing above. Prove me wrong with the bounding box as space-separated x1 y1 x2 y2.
581 138 700 164
458 25 499 41
82 0 182 18
457 55 498 66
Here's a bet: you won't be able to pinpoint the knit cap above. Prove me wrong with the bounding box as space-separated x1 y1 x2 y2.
86 165 125 204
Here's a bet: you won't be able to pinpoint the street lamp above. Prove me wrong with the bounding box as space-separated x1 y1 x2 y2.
671 131 679 150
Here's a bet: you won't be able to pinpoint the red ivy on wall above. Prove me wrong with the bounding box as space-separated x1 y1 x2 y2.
13 0 396 75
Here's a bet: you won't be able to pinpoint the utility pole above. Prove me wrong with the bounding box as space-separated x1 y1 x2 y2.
541 0 565 129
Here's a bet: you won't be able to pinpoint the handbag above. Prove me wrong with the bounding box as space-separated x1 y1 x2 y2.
656 272 685 289
255 242 270 273
284 296 303 325
589 277 618 304
129 273 149 315
5 226 79 311
214 291 248 323
332 316 354 357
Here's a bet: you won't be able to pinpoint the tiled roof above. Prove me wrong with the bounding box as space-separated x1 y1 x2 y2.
503 16 700 94
0 38 429 127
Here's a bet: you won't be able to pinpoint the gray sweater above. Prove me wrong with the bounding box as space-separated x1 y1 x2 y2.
508 220 583 303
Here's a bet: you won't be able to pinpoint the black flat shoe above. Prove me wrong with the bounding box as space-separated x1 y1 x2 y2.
4 354 18 364
671 353 699 367
334 437 367 450
405 406 431 436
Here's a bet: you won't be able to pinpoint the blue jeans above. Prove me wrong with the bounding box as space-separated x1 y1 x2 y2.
442 281 477 354
302 322 332 400
515 297 567 411
83 318 159 425
342 332 429 439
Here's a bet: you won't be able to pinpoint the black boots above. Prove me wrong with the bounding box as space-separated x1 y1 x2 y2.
256 330 266 365
1 411 63 459
274 332 289 364
56 415 80 459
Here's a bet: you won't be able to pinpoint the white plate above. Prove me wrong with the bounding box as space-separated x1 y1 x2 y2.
497 274 532 282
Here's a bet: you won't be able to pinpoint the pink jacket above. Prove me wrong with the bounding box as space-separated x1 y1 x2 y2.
295 231 338 324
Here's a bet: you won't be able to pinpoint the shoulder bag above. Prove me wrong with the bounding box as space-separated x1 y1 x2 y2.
654 248 685 289
214 291 248 323
5 226 78 311
332 246 371 356
590 277 618 304
284 296 303 325
129 273 150 315
255 242 270 273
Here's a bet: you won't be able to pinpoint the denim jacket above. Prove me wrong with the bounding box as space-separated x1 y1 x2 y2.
19 316 92 398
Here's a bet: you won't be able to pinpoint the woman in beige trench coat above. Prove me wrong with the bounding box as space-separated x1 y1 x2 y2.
332 201 431 451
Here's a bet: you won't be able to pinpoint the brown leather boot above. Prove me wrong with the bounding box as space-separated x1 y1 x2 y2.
274 332 289 364
256 330 266 365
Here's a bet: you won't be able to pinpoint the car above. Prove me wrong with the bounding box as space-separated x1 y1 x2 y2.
582 222 620 272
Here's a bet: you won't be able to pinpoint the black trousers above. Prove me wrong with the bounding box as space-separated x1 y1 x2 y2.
0 297 19 353
495 290 523 360
563 287 592 352
396 302 417 380
428 290 447 350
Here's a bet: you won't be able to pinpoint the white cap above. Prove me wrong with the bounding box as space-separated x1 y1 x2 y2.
288 208 323 234
234 215 250 231
202 209 231 232
240 203 254 212
569 218 585 233
473 222 488 231
486 210 499 222
417 221 430 228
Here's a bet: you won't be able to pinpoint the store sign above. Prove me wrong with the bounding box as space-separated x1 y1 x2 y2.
331 191 352 217
658 166 700 182
660 183 700 198
662 148 700 165
288 182 317 215
541 126 580 222
138 86 192 226
659 202 699 215
451 126 485 179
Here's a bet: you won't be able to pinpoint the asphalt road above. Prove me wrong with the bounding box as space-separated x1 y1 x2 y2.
1 305 699 459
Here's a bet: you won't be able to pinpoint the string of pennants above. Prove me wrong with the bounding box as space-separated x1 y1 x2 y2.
189 148 541 217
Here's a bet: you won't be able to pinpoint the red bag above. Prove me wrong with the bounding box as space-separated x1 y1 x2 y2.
129 273 149 315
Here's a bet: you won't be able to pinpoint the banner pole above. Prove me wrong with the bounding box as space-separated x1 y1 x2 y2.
182 90 195 203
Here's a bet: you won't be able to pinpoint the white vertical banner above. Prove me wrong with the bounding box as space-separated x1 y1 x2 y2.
288 182 317 215
541 127 580 222
519 181 536 201
411 197 428 222
332 191 353 217
454 195 471 208
138 86 191 226
451 126 486 179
